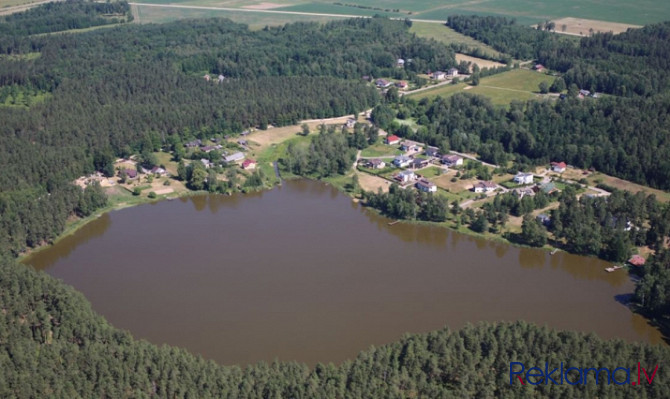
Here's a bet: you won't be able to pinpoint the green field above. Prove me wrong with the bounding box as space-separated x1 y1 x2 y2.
410 69 556 106
360 142 401 158
409 22 502 58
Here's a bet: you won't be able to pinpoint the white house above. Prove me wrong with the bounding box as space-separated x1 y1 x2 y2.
397 58 405 67
345 118 356 129
447 68 459 77
416 179 437 193
396 170 416 183
393 155 412 168
550 161 567 173
473 181 497 193
432 71 446 80
514 172 534 185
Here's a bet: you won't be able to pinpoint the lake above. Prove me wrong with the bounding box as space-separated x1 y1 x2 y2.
24 179 664 366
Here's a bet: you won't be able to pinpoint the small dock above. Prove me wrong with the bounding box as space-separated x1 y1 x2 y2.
388 220 401 226
605 265 625 273
550 249 559 255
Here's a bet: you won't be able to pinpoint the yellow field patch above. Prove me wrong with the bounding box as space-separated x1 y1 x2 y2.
456 54 505 72
550 17 641 36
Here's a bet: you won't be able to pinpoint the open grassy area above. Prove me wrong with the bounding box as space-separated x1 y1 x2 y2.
360 142 402 158
409 69 556 106
410 22 503 59
586 172 670 203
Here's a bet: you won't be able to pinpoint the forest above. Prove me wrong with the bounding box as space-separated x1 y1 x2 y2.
2 257 669 398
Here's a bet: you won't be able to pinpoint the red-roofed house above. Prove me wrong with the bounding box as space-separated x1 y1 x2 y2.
385 135 401 145
241 159 257 170
551 161 567 173
628 255 646 267
533 64 544 71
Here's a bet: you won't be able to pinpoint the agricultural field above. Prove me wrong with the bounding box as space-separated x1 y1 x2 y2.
549 17 642 36
455 54 505 71
132 4 348 26
409 69 556 106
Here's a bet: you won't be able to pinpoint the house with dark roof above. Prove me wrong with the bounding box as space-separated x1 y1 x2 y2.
425 146 439 157
441 154 463 166
411 158 430 169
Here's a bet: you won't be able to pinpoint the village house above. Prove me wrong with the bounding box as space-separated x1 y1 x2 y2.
395 81 408 89
393 155 412 168
579 89 591 98
150 166 166 176
345 118 356 129
411 158 430 169
432 71 446 80
367 159 386 169
425 146 439 157
223 152 245 164
217 74 225 83
514 172 534 185
396 58 405 67
537 182 559 195
536 213 551 226
400 140 422 153
185 139 202 148
441 154 463 166
415 178 437 193
240 130 251 136
375 78 392 88
122 169 138 179
447 67 459 78
395 169 416 183
550 161 567 173
241 159 257 170
628 255 646 267
385 135 401 145
513 187 535 198
204 74 211 82
472 181 497 193
201 145 220 153
533 64 544 72
201 159 212 168
237 139 248 146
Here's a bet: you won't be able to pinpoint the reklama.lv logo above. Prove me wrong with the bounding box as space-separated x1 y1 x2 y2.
510 362 659 386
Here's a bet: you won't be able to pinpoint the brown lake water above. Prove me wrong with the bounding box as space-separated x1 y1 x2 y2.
24 179 664 366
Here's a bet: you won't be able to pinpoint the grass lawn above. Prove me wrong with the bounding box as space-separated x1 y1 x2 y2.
360 143 402 158
410 69 556 106
410 22 503 59
418 166 444 178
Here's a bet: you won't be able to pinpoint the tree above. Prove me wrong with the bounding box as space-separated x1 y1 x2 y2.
470 212 488 233
471 72 480 86
538 81 549 94
301 123 310 136
520 214 547 247
549 77 566 93
188 165 207 190
177 160 187 181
